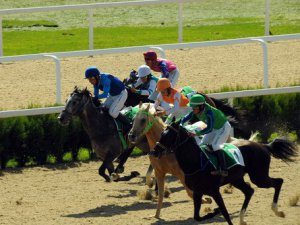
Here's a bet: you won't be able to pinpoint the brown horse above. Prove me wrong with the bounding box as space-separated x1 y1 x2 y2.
128 103 211 218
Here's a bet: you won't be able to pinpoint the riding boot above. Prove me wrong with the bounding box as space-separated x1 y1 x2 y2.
211 150 228 177
116 113 132 133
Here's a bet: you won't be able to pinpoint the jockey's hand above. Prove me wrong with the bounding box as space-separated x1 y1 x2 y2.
155 110 166 117
188 132 196 137
92 97 100 106
130 87 137 93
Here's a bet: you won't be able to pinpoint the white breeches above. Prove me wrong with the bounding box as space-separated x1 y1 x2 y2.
200 121 232 151
160 68 180 88
103 89 128 118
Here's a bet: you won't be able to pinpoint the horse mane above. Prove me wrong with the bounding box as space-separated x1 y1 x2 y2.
73 86 91 97
139 103 166 129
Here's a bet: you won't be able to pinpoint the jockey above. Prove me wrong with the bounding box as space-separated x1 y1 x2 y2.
143 50 180 87
84 66 131 127
180 94 231 177
154 78 190 124
130 65 159 102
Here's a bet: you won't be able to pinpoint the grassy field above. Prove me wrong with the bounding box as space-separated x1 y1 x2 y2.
1 0 300 55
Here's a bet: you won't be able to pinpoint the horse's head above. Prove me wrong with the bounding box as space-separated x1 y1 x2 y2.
58 86 92 126
128 102 157 144
154 120 190 155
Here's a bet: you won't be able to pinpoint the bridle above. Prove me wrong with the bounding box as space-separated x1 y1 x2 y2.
139 110 157 136
62 92 90 117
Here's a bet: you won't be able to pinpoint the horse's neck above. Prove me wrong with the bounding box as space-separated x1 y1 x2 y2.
175 137 203 173
80 103 113 138
145 119 165 149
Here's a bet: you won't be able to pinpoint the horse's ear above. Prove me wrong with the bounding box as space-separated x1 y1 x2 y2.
139 101 143 108
145 103 150 112
172 117 176 123
173 119 180 129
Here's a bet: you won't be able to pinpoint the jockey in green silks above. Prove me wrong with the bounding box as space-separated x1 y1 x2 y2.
180 94 231 177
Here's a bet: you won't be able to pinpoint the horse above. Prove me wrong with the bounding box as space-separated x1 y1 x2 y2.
154 120 298 224
128 103 212 219
57 86 150 182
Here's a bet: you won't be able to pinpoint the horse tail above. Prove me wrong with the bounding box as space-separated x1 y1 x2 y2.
265 138 298 163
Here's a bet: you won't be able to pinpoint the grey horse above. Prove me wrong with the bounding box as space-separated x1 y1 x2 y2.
58 86 150 182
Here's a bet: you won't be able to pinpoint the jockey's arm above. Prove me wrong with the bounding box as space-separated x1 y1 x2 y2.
159 61 170 79
133 78 143 89
180 111 193 125
195 110 214 135
139 79 156 96
97 77 111 99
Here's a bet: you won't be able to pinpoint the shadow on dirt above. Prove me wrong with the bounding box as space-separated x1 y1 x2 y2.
63 201 174 218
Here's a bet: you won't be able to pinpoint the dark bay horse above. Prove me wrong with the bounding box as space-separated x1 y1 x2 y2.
154 121 298 225
58 86 150 182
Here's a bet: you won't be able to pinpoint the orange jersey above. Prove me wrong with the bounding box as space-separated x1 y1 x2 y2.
161 89 189 107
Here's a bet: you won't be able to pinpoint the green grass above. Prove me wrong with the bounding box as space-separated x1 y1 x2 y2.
4 22 300 55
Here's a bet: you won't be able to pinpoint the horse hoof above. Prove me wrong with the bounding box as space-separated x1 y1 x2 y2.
115 166 124 174
110 173 120 181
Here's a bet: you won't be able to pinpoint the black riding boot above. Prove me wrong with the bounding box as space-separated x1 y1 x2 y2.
116 113 132 133
211 150 228 177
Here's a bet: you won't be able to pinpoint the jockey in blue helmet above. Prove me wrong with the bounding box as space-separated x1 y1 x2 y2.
84 66 131 126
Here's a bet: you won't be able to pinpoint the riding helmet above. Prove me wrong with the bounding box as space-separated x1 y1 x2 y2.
85 66 100 79
156 78 171 92
188 94 206 107
143 50 157 61
137 65 151 78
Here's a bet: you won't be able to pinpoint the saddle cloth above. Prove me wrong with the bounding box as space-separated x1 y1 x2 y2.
198 143 245 170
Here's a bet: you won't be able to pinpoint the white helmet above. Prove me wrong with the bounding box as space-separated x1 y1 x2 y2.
137 65 151 78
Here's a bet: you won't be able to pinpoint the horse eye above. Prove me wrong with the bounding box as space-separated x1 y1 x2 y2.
141 118 146 124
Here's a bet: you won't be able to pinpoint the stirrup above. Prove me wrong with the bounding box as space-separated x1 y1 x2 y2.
211 169 228 177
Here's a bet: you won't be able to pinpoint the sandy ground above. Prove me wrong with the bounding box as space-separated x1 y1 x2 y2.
0 153 299 225
0 39 300 110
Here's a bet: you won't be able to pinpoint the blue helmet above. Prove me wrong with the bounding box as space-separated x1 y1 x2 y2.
85 66 100 79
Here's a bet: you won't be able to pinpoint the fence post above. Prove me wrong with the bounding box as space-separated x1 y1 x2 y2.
43 55 62 105
0 17 3 57
251 39 269 88
89 9 94 51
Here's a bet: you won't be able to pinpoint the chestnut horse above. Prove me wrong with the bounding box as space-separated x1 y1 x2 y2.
128 103 211 219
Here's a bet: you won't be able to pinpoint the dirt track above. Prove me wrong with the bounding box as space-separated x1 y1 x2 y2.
0 153 299 225
0 39 299 225
0 39 300 110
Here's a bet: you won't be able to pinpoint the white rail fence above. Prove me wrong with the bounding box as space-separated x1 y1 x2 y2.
1 33 300 106
0 0 273 57
0 86 299 119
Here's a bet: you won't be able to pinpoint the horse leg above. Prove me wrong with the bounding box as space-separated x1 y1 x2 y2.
98 153 115 182
175 170 212 204
193 191 203 221
248 158 285 218
98 161 111 182
231 178 254 225
145 164 154 188
250 175 284 217
114 146 134 174
154 171 166 219
212 189 233 225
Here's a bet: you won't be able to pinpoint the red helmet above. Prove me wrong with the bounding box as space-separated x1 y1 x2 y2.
143 50 157 61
